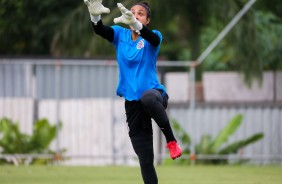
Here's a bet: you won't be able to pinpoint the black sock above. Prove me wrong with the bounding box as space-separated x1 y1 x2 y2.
159 120 176 143
149 107 176 143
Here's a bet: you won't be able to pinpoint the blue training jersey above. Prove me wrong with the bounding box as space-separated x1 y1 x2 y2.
111 25 166 101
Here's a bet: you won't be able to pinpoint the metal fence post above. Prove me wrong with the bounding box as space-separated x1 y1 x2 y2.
189 65 196 164
31 63 38 123
55 61 62 162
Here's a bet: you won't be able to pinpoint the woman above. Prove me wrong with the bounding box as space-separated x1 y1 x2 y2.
84 1 182 183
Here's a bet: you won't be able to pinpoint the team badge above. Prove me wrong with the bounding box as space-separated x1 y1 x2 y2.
136 39 144 49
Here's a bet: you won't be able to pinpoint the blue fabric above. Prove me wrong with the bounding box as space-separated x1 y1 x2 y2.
111 25 166 101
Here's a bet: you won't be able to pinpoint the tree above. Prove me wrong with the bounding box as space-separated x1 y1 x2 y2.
1 0 281 86
0 0 81 55
51 0 131 58
151 0 264 86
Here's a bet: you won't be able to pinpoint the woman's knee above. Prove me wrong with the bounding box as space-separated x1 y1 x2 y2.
140 89 163 109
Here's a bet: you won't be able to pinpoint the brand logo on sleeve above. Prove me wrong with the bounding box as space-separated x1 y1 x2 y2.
136 39 144 49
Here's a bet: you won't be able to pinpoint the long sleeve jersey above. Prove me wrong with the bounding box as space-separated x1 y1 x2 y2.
92 20 166 101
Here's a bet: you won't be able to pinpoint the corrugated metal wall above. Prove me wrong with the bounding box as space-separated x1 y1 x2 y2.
0 59 281 165
169 104 282 164
0 59 118 99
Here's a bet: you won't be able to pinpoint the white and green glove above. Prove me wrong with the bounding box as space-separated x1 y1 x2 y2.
113 3 143 34
84 0 110 25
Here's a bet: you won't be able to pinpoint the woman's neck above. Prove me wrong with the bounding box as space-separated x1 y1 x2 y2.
131 31 139 41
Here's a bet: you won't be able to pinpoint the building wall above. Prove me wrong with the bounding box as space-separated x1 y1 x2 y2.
165 71 282 102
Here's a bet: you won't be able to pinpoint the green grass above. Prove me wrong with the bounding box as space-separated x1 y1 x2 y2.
1 165 282 184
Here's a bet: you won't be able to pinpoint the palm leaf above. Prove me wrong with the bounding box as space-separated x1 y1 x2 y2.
29 119 59 153
218 133 264 154
196 134 214 154
0 118 30 153
210 114 243 153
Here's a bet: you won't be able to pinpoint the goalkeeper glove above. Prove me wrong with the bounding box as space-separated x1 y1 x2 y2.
113 3 143 34
84 0 110 25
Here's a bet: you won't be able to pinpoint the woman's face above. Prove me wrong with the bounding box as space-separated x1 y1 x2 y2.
130 5 150 26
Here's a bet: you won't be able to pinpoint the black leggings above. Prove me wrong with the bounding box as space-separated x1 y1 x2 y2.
130 130 158 184
140 89 176 143
125 89 176 184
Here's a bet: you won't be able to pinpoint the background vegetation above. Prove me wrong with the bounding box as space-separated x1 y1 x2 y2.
166 114 264 165
0 0 281 83
0 118 61 165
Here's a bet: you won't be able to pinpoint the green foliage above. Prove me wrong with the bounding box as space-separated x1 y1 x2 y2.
167 114 264 165
1 0 282 84
256 0 282 19
210 115 243 153
0 118 61 165
255 11 282 71
0 0 81 55
29 119 58 153
219 133 264 154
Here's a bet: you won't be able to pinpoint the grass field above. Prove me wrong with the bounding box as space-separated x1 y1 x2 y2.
1 165 282 184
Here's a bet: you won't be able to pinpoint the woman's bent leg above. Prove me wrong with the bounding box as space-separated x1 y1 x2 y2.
141 89 176 143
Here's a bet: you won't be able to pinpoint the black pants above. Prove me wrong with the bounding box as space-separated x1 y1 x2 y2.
125 89 175 184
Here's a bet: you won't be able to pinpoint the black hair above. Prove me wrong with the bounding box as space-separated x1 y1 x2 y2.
132 1 151 18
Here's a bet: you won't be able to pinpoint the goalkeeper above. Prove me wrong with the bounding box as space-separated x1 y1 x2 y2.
84 1 182 183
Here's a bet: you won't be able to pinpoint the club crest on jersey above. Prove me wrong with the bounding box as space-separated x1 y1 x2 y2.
136 39 144 49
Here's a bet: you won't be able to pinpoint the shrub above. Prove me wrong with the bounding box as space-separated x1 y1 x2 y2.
165 114 264 165
0 118 62 165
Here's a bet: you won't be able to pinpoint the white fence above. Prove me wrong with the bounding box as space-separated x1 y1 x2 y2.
169 103 282 164
0 59 281 165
